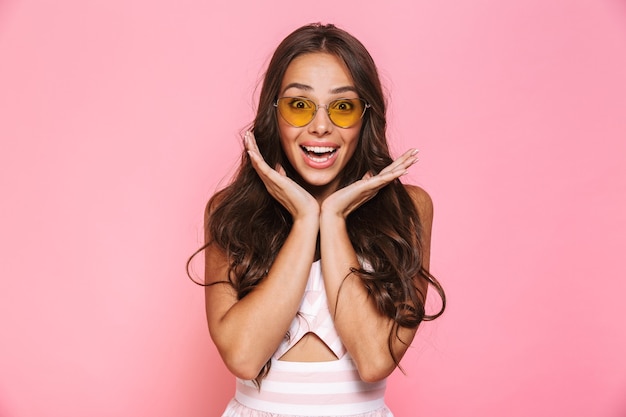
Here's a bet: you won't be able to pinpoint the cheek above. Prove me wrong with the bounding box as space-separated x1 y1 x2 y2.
344 129 361 156
278 122 303 148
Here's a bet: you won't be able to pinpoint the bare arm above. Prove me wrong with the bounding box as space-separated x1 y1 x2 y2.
319 152 432 382
204 133 320 380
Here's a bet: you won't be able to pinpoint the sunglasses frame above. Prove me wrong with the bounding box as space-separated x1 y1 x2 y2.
274 96 371 128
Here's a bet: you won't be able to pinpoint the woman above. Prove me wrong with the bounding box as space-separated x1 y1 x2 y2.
189 23 445 417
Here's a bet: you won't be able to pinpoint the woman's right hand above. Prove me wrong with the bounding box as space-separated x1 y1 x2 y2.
245 131 320 221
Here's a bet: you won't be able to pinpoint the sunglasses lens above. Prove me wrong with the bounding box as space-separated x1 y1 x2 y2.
328 99 365 128
276 98 315 127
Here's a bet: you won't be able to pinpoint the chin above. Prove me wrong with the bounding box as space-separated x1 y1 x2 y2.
300 172 337 187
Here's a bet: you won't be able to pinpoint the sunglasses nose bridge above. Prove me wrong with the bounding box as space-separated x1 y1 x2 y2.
320 103 334 119
309 102 333 124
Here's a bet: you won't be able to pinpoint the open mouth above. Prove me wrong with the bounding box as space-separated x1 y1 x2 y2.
300 145 337 163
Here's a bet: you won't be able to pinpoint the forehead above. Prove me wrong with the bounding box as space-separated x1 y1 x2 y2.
280 52 355 95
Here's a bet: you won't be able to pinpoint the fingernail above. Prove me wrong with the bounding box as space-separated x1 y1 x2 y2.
411 149 419 156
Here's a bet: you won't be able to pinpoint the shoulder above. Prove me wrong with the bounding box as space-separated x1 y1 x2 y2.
403 184 433 222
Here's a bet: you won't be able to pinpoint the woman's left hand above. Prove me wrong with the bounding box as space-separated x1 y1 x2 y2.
321 148 419 219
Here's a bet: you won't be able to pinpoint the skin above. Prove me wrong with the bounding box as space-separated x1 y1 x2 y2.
204 52 433 383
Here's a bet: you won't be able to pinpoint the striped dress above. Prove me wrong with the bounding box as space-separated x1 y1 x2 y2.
220 261 394 417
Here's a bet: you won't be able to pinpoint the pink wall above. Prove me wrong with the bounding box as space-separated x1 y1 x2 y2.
1 1 625 416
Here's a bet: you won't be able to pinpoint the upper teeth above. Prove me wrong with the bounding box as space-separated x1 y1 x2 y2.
303 146 335 153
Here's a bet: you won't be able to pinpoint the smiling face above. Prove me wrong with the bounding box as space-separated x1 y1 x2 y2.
277 52 363 201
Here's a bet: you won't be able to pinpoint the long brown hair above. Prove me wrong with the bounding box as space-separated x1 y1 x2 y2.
188 23 445 384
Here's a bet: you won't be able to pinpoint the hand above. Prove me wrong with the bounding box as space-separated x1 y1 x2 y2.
321 148 419 219
245 131 320 221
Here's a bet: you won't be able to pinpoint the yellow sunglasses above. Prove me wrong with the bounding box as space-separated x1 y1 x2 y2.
274 97 370 128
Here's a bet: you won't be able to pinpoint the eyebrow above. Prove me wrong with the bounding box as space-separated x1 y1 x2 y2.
281 83 358 96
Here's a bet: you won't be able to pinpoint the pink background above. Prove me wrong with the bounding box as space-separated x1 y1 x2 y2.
1 1 625 416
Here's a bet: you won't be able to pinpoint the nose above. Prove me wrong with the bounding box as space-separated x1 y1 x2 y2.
308 105 333 136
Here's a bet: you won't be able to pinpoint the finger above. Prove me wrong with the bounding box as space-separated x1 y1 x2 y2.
393 148 419 170
275 164 287 176
245 132 274 173
365 162 411 189
247 145 275 178
379 148 419 175
247 149 266 175
244 131 260 153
